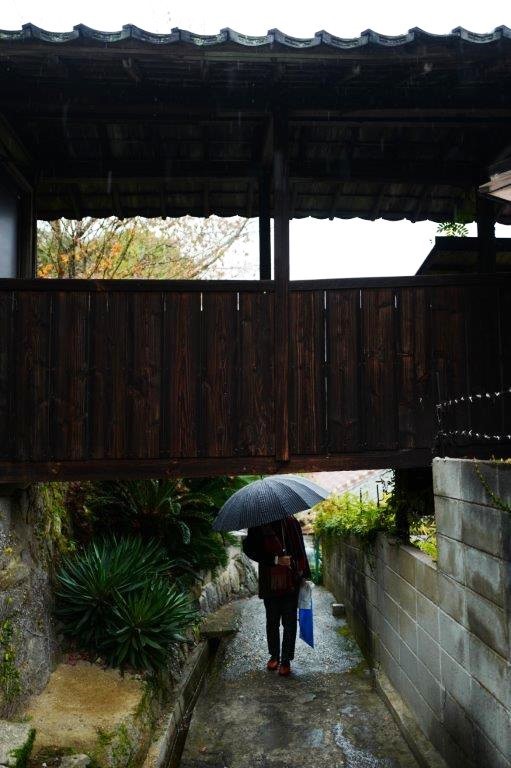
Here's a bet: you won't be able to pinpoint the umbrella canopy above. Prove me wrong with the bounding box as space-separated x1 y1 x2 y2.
212 475 329 532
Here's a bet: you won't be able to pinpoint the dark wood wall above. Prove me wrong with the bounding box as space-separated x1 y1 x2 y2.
0 275 508 481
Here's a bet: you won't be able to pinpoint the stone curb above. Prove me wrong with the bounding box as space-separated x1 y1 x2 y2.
374 670 448 768
142 641 212 768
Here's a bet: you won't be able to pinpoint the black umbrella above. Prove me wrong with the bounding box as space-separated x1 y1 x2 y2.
212 474 329 532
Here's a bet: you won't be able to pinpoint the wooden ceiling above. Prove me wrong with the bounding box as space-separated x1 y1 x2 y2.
1 24 511 221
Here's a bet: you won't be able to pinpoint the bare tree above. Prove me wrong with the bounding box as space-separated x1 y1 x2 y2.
37 215 249 279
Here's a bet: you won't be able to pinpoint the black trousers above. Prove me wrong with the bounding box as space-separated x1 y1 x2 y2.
263 592 299 662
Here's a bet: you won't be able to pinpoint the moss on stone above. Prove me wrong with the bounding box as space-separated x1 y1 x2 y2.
37 484 75 556
9 727 35 768
0 620 22 705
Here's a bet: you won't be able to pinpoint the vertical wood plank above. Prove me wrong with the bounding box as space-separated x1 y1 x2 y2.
106 292 128 459
430 286 467 437
327 289 361 452
161 292 202 458
51 291 89 460
396 287 415 449
0 292 14 459
238 291 275 456
202 292 238 457
397 288 433 449
15 292 52 461
361 288 397 450
89 292 111 460
289 290 325 454
126 292 162 459
414 288 435 448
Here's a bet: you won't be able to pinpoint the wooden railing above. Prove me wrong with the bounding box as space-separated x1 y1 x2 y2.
0 274 509 481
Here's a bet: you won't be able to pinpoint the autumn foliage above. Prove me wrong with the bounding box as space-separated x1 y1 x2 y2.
37 215 249 279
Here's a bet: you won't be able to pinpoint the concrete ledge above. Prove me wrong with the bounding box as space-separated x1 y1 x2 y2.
200 603 240 639
375 669 448 768
142 641 211 768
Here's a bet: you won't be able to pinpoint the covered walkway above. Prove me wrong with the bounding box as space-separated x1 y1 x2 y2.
181 588 419 768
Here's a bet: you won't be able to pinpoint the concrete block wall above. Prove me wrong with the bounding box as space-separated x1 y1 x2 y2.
322 458 511 768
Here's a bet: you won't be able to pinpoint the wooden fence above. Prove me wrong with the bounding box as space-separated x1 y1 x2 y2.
0 275 509 480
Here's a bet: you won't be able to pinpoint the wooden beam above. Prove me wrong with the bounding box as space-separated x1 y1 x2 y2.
17 106 511 125
258 173 271 280
476 195 496 272
273 109 290 463
0 272 506 293
40 158 482 186
0 277 276 292
0 449 435 482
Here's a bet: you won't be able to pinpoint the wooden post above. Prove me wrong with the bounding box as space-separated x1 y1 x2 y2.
17 189 36 278
259 173 271 280
476 195 496 273
273 111 290 463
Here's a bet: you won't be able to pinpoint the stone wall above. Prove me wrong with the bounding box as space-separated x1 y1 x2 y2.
0 486 57 717
198 536 258 614
322 458 511 768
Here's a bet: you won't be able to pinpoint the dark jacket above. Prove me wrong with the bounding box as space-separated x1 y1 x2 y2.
242 516 311 599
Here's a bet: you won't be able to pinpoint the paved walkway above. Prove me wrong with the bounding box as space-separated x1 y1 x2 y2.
181 587 418 768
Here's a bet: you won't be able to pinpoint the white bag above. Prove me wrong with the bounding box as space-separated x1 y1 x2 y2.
298 579 313 610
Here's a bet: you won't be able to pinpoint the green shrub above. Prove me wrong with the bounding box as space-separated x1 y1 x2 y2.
313 492 394 543
409 516 438 561
82 479 213 545
55 536 195 670
78 479 235 575
107 579 196 670
309 537 323 585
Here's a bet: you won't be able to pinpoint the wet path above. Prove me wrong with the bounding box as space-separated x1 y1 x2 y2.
181 587 418 768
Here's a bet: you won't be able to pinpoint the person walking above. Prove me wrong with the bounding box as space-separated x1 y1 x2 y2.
242 515 311 677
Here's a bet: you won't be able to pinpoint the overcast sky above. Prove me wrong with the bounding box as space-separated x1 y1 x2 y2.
2 0 509 278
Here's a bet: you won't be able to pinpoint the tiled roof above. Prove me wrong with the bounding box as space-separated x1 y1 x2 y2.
0 23 510 49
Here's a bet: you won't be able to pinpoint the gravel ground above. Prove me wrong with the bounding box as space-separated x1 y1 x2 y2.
180 587 419 768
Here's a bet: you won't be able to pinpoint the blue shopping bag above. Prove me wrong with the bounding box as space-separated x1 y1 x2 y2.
298 580 314 648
